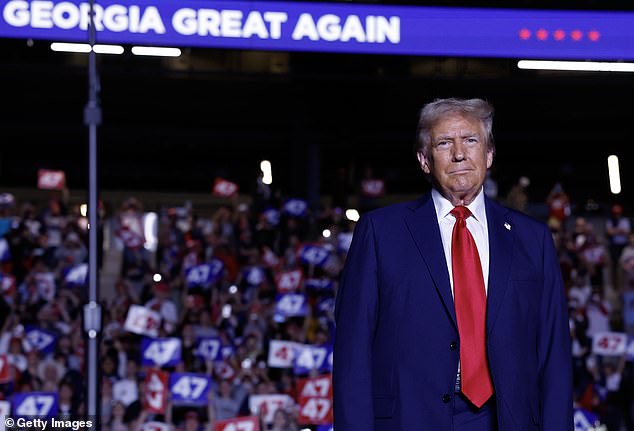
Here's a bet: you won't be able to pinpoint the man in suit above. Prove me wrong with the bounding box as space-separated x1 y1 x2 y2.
333 98 572 431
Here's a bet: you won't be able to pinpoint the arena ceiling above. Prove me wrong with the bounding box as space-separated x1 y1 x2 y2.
1 0 633 206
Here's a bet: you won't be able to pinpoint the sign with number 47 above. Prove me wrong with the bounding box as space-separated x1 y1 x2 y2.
592 332 628 356
214 417 259 431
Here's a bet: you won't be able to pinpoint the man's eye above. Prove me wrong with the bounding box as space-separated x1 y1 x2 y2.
466 138 479 144
436 141 450 147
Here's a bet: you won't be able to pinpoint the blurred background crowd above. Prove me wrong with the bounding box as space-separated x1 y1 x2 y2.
0 173 633 431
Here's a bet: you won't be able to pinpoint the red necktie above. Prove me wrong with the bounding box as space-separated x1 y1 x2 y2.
450 206 494 407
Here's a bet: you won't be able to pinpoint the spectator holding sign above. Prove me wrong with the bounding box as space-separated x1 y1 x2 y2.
334 98 572 430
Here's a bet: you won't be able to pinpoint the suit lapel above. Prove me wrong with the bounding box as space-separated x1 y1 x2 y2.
405 194 457 330
485 197 514 335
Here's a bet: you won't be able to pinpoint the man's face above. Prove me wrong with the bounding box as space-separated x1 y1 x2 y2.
418 113 492 205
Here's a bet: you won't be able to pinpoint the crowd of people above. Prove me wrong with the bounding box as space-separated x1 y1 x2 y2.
0 181 633 430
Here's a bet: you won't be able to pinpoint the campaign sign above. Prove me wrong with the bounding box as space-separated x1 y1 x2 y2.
283 199 308 217
275 293 308 318
185 260 224 288
243 266 265 286
297 374 332 399
35 272 56 301
298 245 330 267
293 345 330 375
267 340 300 368
592 332 628 356
305 278 334 291
298 397 333 425
24 326 56 354
37 169 66 190
141 337 181 367
361 179 385 197
169 373 211 405
213 178 239 198
275 269 303 293
214 362 236 380
0 273 16 297
262 208 280 226
124 305 161 337
316 426 333 431
248 394 294 424
574 408 602 431
140 422 171 431
113 379 139 406
214 416 260 431
0 400 10 431
195 337 231 362
0 354 9 383
144 369 169 414
12 392 58 417
317 298 335 316
0 238 10 262
63 263 88 287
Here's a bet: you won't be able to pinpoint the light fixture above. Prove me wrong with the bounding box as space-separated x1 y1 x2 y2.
131 46 181 57
50 42 124 54
608 155 621 194
260 160 273 185
518 60 634 73
345 209 360 222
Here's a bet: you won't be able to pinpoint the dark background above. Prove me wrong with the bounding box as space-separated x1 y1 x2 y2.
1 0 633 206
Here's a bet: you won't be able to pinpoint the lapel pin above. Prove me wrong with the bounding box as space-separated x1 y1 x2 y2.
504 222 511 231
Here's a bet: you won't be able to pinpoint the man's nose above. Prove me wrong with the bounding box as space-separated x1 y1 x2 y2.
452 141 466 161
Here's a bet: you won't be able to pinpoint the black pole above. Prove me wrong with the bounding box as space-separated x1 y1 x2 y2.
83 0 102 423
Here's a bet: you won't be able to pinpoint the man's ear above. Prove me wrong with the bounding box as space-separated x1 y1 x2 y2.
486 149 493 169
417 151 431 174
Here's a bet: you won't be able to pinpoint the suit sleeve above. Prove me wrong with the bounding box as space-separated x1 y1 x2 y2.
539 226 574 431
333 215 379 431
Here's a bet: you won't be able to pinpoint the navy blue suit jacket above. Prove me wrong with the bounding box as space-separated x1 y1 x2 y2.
333 193 573 431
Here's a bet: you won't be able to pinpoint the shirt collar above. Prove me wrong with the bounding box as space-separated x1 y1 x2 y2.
431 187 487 224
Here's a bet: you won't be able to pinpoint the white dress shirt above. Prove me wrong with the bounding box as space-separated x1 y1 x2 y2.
431 187 490 297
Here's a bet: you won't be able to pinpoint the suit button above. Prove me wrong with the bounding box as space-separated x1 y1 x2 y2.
442 394 451 403
449 341 458 351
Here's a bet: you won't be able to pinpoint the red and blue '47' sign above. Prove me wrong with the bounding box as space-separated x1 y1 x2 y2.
574 408 602 431
213 178 239 198
275 269 303 293
283 199 308 217
214 416 260 431
305 278 334 291
297 376 333 425
195 338 234 362
185 260 224 288
144 369 169 414
141 337 181 367
275 294 308 318
169 373 211 405
12 392 58 417
299 245 330 267
0 354 10 383
0 239 11 263
63 263 88 287
243 266 265 286
24 327 57 354
294 345 332 375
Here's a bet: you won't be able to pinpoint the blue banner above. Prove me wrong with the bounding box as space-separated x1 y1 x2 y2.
1 0 634 59
169 372 212 405
12 392 58 417
141 337 181 367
